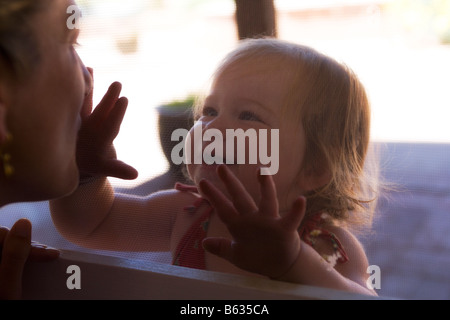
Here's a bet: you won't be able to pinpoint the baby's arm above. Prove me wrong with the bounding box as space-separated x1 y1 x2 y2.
50 178 182 252
50 78 182 252
275 226 377 296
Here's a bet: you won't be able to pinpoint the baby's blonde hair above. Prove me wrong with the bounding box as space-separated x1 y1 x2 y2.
196 38 378 231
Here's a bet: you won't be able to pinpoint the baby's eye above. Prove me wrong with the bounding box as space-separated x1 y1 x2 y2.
239 111 263 122
202 106 218 117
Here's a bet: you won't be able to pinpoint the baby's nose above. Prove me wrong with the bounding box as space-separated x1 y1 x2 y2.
203 116 236 134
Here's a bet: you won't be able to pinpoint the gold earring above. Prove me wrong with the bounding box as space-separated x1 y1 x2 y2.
0 133 14 178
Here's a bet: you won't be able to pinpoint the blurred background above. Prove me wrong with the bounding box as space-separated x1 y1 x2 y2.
1 0 449 299
74 0 450 188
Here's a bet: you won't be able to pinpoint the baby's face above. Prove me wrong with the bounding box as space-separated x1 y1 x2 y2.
186 59 309 212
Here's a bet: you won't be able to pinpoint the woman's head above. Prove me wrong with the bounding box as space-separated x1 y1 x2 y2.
0 0 42 82
0 0 92 205
194 38 376 228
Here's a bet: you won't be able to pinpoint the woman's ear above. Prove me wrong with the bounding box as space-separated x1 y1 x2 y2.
0 85 10 144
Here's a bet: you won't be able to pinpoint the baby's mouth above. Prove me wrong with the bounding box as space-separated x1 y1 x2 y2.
201 146 237 166
202 154 236 166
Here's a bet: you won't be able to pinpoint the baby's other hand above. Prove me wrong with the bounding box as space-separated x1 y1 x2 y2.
200 165 306 279
76 69 138 181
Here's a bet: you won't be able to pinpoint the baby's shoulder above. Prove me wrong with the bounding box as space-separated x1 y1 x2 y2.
325 225 365 254
325 225 371 285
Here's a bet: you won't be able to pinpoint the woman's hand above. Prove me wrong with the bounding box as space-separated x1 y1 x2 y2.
76 69 138 181
0 219 60 300
199 164 306 279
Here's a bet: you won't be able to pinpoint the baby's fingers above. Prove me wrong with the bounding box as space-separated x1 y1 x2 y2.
203 238 234 263
258 171 278 218
280 196 307 231
99 97 129 145
199 179 237 225
217 165 257 215
101 158 138 180
90 82 123 122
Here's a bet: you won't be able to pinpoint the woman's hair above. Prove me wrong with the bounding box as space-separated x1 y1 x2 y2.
0 0 48 82
195 38 379 232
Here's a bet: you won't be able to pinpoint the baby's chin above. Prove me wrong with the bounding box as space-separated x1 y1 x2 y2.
192 164 260 197
189 163 223 186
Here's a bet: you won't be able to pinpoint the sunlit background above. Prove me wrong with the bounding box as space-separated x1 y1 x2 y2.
74 0 450 188
70 1 450 299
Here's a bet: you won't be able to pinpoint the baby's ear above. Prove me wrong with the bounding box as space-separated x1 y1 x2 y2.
298 162 331 192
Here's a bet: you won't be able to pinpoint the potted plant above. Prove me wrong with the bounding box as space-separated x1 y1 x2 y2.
153 96 196 187
118 96 196 196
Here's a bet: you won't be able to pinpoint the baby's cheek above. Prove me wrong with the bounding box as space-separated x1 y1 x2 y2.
186 163 196 181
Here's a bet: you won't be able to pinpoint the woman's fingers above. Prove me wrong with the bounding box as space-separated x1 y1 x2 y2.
0 227 7 245
28 242 60 262
0 219 32 300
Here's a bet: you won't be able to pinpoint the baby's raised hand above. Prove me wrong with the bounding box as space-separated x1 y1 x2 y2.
199 165 306 279
76 70 138 181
